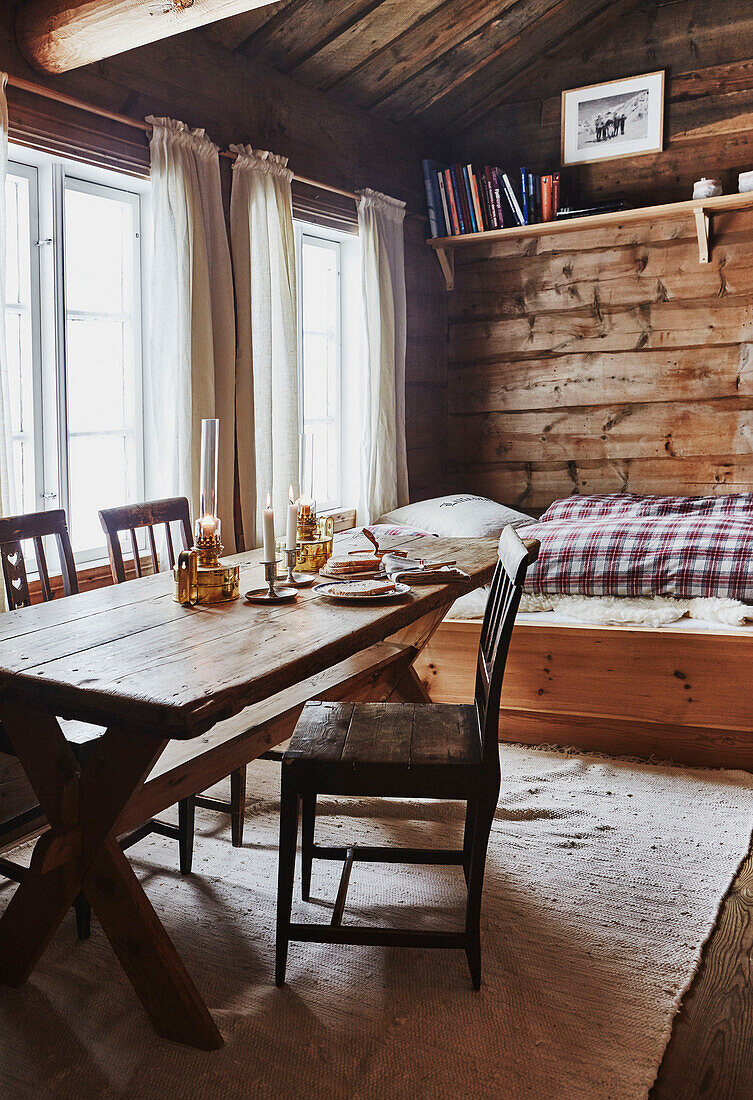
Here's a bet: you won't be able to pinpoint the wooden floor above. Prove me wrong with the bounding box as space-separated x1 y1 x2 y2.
651 832 753 1098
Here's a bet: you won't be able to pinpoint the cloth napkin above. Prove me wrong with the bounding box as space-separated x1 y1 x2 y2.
382 553 470 585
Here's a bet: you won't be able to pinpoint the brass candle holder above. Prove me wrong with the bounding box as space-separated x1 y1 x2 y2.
245 559 297 604
284 546 314 587
295 505 335 573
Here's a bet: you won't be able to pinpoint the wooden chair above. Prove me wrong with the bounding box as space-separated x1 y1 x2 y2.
0 509 194 940
275 526 538 988
98 498 247 847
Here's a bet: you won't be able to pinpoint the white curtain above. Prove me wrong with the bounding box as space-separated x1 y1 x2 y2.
145 118 237 549
357 187 408 523
0 75 11 611
230 146 298 548
0 73 13 522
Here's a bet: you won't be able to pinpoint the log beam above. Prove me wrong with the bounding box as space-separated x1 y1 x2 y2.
16 0 277 74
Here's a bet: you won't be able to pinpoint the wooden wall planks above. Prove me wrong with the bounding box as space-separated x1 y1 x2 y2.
0 2 449 506
444 1 753 512
446 209 753 512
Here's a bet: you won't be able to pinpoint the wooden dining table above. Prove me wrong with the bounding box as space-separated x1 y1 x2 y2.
0 533 497 1050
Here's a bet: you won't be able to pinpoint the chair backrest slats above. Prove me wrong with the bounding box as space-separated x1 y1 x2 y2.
474 527 539 762
99 497 193 586
0 510 79 610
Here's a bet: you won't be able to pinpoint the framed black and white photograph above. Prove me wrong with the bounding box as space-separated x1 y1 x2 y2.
561 71 664 166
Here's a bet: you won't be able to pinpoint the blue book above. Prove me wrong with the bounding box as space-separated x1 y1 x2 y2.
422 158 444 238
462 165 478 232
520 166 529 225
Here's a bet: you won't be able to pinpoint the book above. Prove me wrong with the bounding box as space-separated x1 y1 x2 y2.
422 159 443 237
491 167 505 227
520 166 529 225
469 167 485 231
462 165 478 232
525 173 536 224
477 170 492 230
541 174 553 222
444 168 461 234
501 171 525 226
449 165 467 234
437 171 452 236
483 167 498 229
552 172 560 219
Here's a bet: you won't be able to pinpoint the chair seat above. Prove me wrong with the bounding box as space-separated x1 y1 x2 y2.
285 701 481 797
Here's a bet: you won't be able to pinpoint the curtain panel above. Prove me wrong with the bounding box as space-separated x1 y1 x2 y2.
0 74 12 611
230 146 299 549
145 117 236 549
357 188 408 523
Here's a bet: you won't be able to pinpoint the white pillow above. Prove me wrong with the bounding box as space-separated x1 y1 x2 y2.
379 494 535 538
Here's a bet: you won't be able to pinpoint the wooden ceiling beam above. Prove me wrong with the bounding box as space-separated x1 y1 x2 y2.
16 0 280 74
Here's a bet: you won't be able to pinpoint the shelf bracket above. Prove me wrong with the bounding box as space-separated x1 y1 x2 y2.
694 207 710 264
435 246 454 291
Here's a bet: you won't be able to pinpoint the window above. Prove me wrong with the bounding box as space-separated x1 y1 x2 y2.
4 149 147 562
295 222 361 513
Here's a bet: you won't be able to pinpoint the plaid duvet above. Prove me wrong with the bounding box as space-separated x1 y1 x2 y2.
521 494 753 601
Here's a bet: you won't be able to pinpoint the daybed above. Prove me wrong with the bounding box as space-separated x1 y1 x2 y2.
380 493 753 770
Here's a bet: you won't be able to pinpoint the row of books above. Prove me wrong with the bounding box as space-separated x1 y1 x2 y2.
422 159 563 238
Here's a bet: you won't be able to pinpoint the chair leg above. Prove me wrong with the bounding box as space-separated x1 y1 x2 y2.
462 796 478 887
276 773 300 988
178 795 196 876
464 789 497 991
73 892 91 941
230 766 247 848
301 793 316 901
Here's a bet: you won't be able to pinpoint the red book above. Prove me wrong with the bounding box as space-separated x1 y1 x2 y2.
552 172 561 218
541 175 553 222
444 168 460 235
470 169 485 231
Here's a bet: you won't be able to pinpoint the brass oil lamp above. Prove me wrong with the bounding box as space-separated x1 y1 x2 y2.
175 419 240 605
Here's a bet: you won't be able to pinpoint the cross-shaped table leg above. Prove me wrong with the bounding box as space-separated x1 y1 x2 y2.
0 700 222 1050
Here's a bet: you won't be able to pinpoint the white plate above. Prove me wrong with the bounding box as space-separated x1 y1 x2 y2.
314 581 411 603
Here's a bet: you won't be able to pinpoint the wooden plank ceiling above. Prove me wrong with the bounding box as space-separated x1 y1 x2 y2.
204 0 642 138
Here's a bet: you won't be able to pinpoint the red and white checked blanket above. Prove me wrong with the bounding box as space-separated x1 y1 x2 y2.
521 494 753 601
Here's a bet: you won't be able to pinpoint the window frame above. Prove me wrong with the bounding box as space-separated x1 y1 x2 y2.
6 144 150 565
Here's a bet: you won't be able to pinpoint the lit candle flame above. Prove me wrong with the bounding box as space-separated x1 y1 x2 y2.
266 492 271 509
289 484 295 504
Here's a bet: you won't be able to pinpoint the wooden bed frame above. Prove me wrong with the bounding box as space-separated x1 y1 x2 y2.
415 617 753 771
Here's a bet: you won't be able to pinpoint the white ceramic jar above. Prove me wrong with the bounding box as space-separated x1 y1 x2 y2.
693 178 723 199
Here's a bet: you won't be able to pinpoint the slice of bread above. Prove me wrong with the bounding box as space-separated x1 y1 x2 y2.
326 579 398 597
325 554 382 574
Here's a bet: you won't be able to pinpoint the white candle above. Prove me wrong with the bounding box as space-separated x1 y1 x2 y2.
199 514 216 541
286 485 298 551
262 493 276 562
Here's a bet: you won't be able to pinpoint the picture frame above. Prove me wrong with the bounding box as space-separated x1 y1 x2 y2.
561 71 665 166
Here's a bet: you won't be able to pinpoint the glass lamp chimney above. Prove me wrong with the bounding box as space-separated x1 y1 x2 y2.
197 418 221 543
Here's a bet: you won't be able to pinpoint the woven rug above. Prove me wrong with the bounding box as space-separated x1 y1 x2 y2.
1 745 753 1100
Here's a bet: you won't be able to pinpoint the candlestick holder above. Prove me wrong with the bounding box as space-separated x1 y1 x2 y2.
244 560 298 604
283 547 314 588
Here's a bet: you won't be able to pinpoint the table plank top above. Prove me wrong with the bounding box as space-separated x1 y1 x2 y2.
0 534 497 739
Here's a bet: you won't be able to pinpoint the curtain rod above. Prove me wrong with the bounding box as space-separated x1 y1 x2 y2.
6 73 362 204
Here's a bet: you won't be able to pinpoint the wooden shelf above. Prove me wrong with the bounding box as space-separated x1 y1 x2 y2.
427 190 753 290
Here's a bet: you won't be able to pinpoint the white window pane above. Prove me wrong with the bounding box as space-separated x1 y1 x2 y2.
302 240 337 332
64 187 134 315
66 318 130 433
302 332 331 420
6 170 35 515
68 433 134 553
